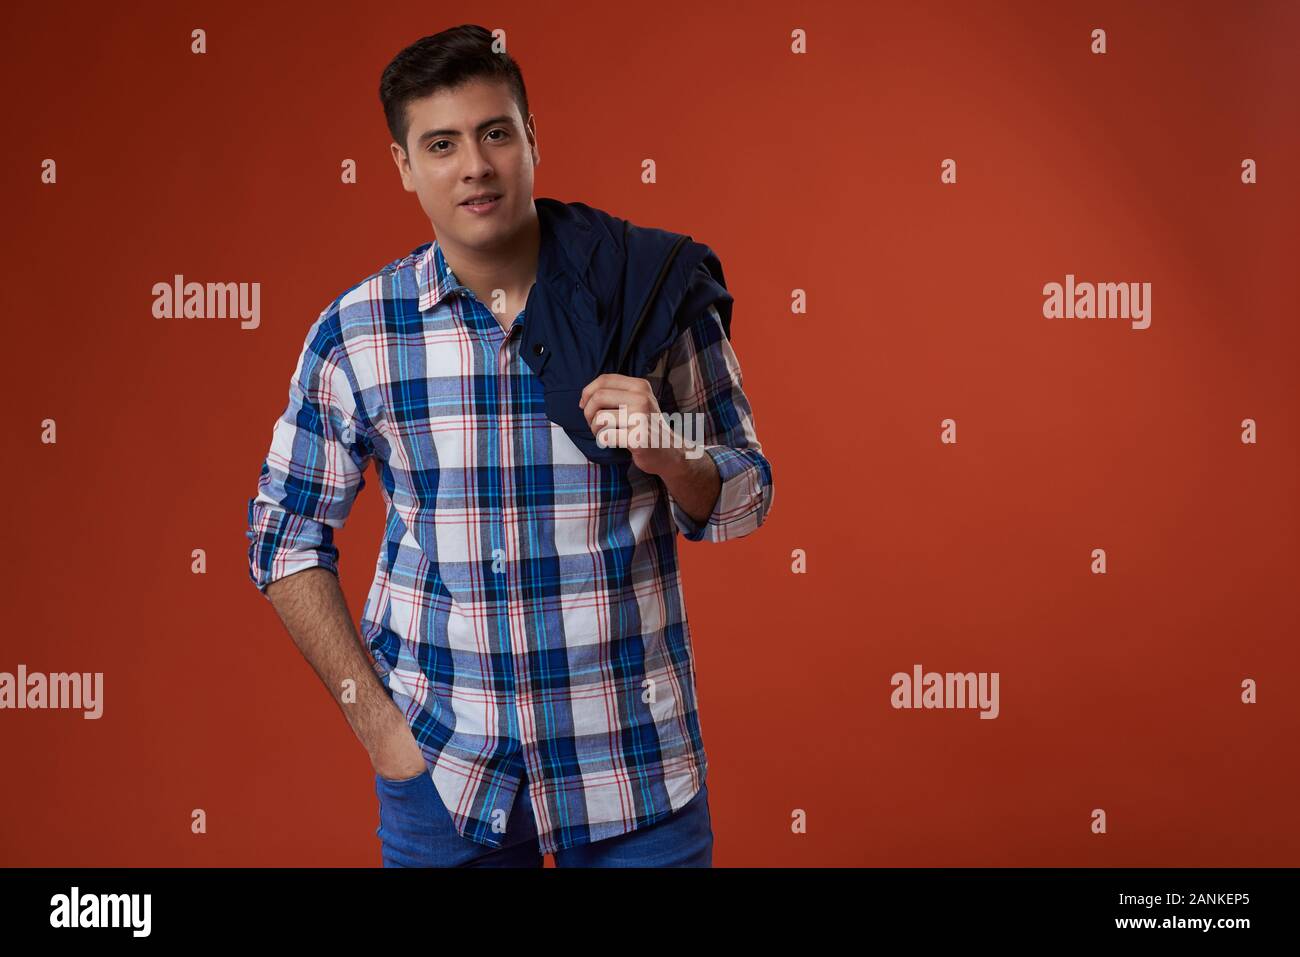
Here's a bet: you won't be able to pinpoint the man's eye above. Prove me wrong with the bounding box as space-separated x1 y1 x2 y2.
486 129 507 141
427 141 450 153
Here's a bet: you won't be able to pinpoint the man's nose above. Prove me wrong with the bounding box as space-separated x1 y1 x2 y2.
461 141 494 178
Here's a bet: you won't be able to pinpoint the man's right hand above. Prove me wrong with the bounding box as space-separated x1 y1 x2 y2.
261 569 432 782
370 707 428 781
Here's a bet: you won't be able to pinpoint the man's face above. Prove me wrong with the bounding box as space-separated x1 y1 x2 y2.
391 76 539 252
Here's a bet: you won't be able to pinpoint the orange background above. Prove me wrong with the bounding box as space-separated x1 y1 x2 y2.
3 0 1297 866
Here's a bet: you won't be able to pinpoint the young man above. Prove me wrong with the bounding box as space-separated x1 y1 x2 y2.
245 24 774 867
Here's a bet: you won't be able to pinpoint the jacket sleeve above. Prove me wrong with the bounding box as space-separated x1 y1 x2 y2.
656 301 774 542
245 304 374 597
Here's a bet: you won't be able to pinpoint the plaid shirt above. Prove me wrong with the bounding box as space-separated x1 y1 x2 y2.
246 238 774 854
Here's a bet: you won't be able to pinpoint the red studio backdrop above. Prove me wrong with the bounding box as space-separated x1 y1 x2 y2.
3 1 1297 867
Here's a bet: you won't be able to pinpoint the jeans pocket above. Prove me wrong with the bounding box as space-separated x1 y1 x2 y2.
373 767 455 866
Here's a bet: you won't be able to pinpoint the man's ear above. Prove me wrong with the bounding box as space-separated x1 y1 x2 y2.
526 113 540 166
390 143 415 191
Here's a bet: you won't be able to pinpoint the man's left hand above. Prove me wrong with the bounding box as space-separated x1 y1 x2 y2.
578 374 683 477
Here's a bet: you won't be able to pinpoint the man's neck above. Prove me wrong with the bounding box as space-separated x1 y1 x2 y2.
441 202 542 311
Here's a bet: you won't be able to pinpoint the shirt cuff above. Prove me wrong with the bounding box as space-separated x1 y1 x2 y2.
667 445 768 542
246 499 341 598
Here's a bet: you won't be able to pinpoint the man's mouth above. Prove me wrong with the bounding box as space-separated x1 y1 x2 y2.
460 193 502 212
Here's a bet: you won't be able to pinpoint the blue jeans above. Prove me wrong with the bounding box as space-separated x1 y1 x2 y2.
373 770 713 867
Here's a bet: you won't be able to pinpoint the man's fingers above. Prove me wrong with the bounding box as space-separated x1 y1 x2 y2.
579 375 652 409
582 389 650 429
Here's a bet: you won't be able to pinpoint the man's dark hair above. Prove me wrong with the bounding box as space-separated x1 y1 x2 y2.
379 24 530 155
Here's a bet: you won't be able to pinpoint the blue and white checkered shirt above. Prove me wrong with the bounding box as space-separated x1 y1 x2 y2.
246 238 774 853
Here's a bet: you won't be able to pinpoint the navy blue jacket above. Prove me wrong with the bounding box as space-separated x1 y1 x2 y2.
518 197 735 465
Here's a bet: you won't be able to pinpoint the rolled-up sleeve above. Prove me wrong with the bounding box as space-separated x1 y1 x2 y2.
246 305 374 597
658 302 774 543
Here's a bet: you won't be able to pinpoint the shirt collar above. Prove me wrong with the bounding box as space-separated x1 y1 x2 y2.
416 240 467 313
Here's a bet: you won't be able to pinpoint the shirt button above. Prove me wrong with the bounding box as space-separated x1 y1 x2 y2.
533 343 546 356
